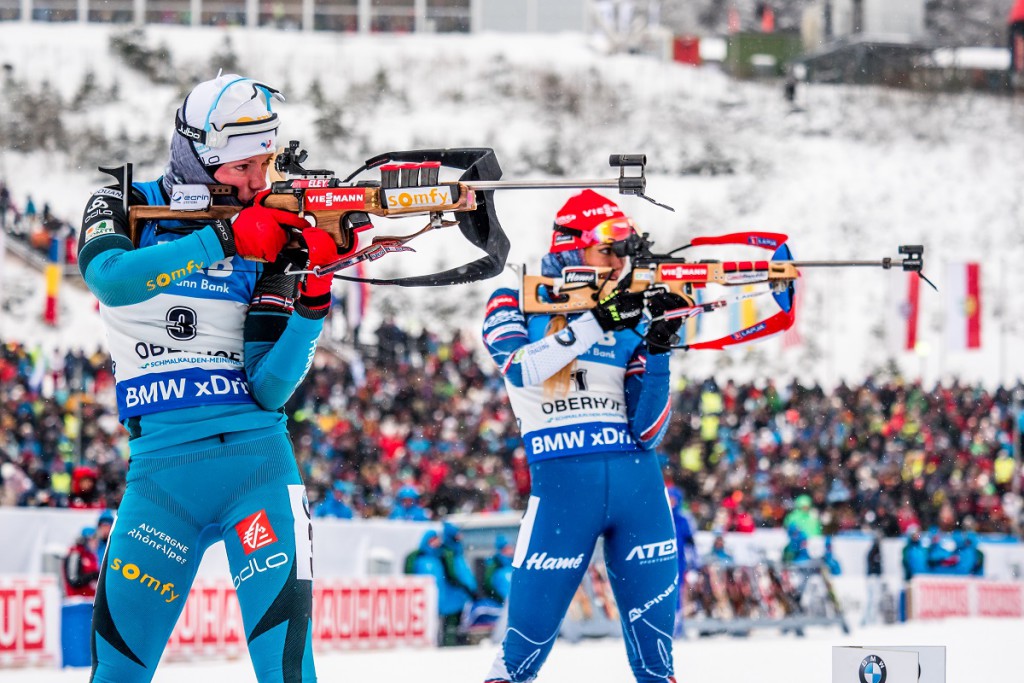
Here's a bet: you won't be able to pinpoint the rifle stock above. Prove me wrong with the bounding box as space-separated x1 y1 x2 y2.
108 143 674 287
520 261 802 314
127 182 476 258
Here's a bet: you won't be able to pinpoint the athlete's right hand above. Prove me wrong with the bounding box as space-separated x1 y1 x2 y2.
592 288 645 332
229 190 310 261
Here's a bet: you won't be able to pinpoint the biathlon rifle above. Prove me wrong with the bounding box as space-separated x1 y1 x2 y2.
521 231 934 350
101 144 668 288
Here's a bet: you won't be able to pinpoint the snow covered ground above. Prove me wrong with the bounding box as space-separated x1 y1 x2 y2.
3 617 1018 682
2 24 1023 390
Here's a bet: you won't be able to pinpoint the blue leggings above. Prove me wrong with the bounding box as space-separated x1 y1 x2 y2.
90 428 316 683
495 452 677 682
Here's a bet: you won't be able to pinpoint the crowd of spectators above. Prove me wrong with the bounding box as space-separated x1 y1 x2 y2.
661 377 1023 537
1 322 1022 539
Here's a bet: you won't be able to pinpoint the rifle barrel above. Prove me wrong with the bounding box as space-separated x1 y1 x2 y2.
782 260 894 268
465 178 620 191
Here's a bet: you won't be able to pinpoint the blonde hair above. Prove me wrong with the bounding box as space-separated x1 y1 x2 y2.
542 315 576 398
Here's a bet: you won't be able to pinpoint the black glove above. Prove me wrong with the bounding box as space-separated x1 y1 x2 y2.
592 288 645 332
207 218 237 258
646 292 690 353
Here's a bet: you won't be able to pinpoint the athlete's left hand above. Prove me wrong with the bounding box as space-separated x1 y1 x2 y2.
646 291 689 353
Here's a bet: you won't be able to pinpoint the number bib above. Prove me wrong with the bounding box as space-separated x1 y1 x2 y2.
504 314 643 463
103 222 258 419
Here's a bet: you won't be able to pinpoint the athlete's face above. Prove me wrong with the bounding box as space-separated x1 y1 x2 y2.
582 243 625 281
213 153 273 204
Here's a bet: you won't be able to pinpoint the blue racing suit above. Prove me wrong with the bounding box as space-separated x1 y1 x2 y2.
78 180 320 683
482 288 677 683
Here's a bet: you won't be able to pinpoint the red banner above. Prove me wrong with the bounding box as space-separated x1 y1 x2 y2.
0 576 60 667
910 577 1024 620
945 262 982 351
164 576 436 661
904 271 920 351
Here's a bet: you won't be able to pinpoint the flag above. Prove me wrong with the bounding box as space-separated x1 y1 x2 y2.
728 7 741 33
903 272 921 351
945 262 982 351
683 288 702 345
342 261 370 341
0 220 6 290
727 285 760 336
782 284 803 349
41 233 64 326
740 285 758 329
28 346 46 394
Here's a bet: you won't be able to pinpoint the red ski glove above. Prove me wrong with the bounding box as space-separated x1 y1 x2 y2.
230 190 309 262
295 228 339 318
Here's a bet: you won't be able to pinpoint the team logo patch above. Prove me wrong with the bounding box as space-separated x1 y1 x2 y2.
84 221 115 241
235 509 278 555
859 654 887 683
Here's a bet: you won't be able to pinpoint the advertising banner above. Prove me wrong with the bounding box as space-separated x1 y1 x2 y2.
0 575 60 667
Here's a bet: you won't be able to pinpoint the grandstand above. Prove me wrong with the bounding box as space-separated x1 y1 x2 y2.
1 335 1021 536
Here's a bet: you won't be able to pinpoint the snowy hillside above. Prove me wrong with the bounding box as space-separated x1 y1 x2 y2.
1 24 1023 387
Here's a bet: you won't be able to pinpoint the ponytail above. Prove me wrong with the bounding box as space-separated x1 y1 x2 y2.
542 315 576 398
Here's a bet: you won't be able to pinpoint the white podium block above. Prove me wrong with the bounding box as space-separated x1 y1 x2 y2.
832 647 919 683
867 646 946 683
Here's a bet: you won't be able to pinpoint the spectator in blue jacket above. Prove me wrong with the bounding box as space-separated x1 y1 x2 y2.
482 535 515 604
668 486 697 637
425 523 479 645
822 536 842 576
95 509 114 562
703 533 734 565
440 522 479 606
668 486 698 577
405 529 449 639
954 527 984 576
926 531 960 574
782 525 811 564
405 525 480 645
389 485 430 521
314 481 355 519
901 526 929 581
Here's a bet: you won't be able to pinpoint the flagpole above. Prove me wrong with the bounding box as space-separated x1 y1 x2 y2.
937 257 946 384
828 270 836 388
0 223 6 339
1000 255 1007 385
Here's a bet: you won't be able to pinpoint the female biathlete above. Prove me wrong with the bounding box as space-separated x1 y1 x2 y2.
481 190 685 683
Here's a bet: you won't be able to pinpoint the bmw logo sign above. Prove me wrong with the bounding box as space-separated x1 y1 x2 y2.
859 654 887 683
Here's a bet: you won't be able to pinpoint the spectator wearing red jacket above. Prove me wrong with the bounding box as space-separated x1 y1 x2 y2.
62 527 100 598
68 466 105 509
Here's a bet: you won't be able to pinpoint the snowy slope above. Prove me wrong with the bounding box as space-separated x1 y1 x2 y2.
3 617 1019 682
1 24 1022 387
